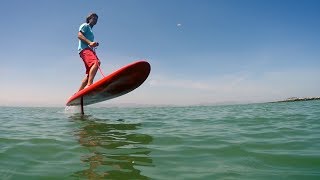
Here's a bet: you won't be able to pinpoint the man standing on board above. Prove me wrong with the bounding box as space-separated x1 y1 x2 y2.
77 13 100 91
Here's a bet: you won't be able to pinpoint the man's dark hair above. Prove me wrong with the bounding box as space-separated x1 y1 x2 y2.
86 13 98 23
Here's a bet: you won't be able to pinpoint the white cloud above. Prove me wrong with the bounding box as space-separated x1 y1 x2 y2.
146 68 320 104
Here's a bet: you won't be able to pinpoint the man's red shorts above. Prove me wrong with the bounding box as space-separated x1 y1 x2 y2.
79 48 100 74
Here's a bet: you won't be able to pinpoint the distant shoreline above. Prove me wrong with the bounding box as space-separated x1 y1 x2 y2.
274 97 320 103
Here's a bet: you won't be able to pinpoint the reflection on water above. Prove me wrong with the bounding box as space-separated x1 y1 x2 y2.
69 115 153 179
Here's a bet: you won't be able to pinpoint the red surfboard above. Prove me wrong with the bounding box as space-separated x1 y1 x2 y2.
66 60 151 106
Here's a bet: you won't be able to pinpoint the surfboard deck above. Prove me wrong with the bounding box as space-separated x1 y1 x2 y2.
66 60 151 106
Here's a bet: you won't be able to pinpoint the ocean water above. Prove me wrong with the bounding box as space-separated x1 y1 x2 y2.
1 101 320 180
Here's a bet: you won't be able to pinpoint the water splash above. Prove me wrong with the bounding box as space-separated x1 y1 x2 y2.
64 105 82 114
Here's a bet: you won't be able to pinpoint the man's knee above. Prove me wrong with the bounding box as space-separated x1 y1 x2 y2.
92 60 100 67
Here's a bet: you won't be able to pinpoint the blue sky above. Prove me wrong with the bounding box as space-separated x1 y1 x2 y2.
1 0 320 106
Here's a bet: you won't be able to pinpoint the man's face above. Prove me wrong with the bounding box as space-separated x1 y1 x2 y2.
89 16 98 26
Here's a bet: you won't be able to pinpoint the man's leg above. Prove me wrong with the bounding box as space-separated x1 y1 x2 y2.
78 75 88 91
87 62 99 86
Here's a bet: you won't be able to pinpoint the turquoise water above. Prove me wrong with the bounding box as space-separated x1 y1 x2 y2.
1 101 320 179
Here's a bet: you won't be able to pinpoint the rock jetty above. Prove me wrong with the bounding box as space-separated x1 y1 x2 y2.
277 97 320 103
